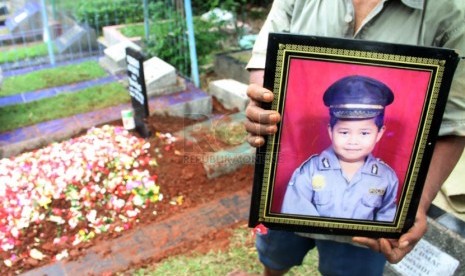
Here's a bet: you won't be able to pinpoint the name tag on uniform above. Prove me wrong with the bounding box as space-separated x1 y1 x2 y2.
369 188 386 196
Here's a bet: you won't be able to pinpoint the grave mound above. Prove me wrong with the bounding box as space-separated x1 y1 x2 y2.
0 112 254 275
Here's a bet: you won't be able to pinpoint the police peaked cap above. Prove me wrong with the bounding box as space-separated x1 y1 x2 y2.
323 75 394 119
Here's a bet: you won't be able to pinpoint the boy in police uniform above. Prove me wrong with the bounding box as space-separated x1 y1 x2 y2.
281 75 398 222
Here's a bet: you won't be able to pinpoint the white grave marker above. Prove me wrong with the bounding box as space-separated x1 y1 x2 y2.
144 56 177 89
391 239 459 276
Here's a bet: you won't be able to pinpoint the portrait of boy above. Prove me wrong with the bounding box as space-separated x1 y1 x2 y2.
281 75 399 222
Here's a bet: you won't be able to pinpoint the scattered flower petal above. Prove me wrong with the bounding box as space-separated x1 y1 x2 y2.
30 249 46 260
55 250 69 261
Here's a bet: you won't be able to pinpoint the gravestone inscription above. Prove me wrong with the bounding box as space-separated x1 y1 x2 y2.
126 47 151 138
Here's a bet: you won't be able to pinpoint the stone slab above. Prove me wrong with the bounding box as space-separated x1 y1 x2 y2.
202 142 255 179
117 54 185 97
389 238 459 276
173 112 252 179
55 24 98 54
102 24 141 47
149 85 212 119
146 76 186 98
0 125 40 146
214 50 251 84
208 79 249 111
23 88 58 102
0 116 85 158
0 93 23 107
99 56 127 75
176 112 246 143
152 93 212 119
144 56 177 92
104 40 141 67
5 2 41 34
74 106 125 130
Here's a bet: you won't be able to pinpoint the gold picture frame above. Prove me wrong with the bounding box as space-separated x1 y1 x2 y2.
249 33 459 238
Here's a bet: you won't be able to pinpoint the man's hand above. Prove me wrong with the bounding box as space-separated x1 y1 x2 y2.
244 71 281 147
352 210 427 263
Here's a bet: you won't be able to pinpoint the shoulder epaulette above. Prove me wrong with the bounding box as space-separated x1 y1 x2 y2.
322 157 330 168
371 164 378 175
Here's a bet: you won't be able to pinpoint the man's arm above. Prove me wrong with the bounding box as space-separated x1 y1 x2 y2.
354 135 465 263
417 136 465 213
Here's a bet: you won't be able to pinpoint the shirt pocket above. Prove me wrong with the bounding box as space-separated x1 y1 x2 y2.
313 190 332 206
361 195 382 208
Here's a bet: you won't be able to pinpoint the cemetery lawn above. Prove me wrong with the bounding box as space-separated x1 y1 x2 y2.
0 82 129 133
0 61 107 97
0 42 55 64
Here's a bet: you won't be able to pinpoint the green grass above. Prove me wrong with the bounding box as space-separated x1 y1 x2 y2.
120 23 146 38
130 225 321 276
0 82 130 133
0 43 54 64
0 61 108 97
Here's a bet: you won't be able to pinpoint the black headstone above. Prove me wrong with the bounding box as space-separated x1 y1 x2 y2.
125 47 151 138
0 5 7 16
0 5 8 25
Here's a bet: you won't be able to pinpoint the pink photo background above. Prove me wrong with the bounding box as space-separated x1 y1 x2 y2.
271 58 432 213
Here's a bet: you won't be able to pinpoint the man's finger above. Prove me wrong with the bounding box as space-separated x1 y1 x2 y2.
246 134 265 147
379 238 412 264
398 215 427 249
245 105 281 126
247 83 274 102
244 120 278 137
352 237 380 252
383 212 427 264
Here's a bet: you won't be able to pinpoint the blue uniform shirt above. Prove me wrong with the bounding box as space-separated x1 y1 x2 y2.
281 147 398 222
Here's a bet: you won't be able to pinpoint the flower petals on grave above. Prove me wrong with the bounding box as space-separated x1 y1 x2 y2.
0 125 168 264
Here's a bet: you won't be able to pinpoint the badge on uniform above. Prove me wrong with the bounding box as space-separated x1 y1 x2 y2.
311 174 326 190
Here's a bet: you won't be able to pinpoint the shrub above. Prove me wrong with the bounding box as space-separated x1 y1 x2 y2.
65 0 158 33
143 3 226 78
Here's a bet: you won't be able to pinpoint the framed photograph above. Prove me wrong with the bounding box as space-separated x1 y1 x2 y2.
249 33 459 238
